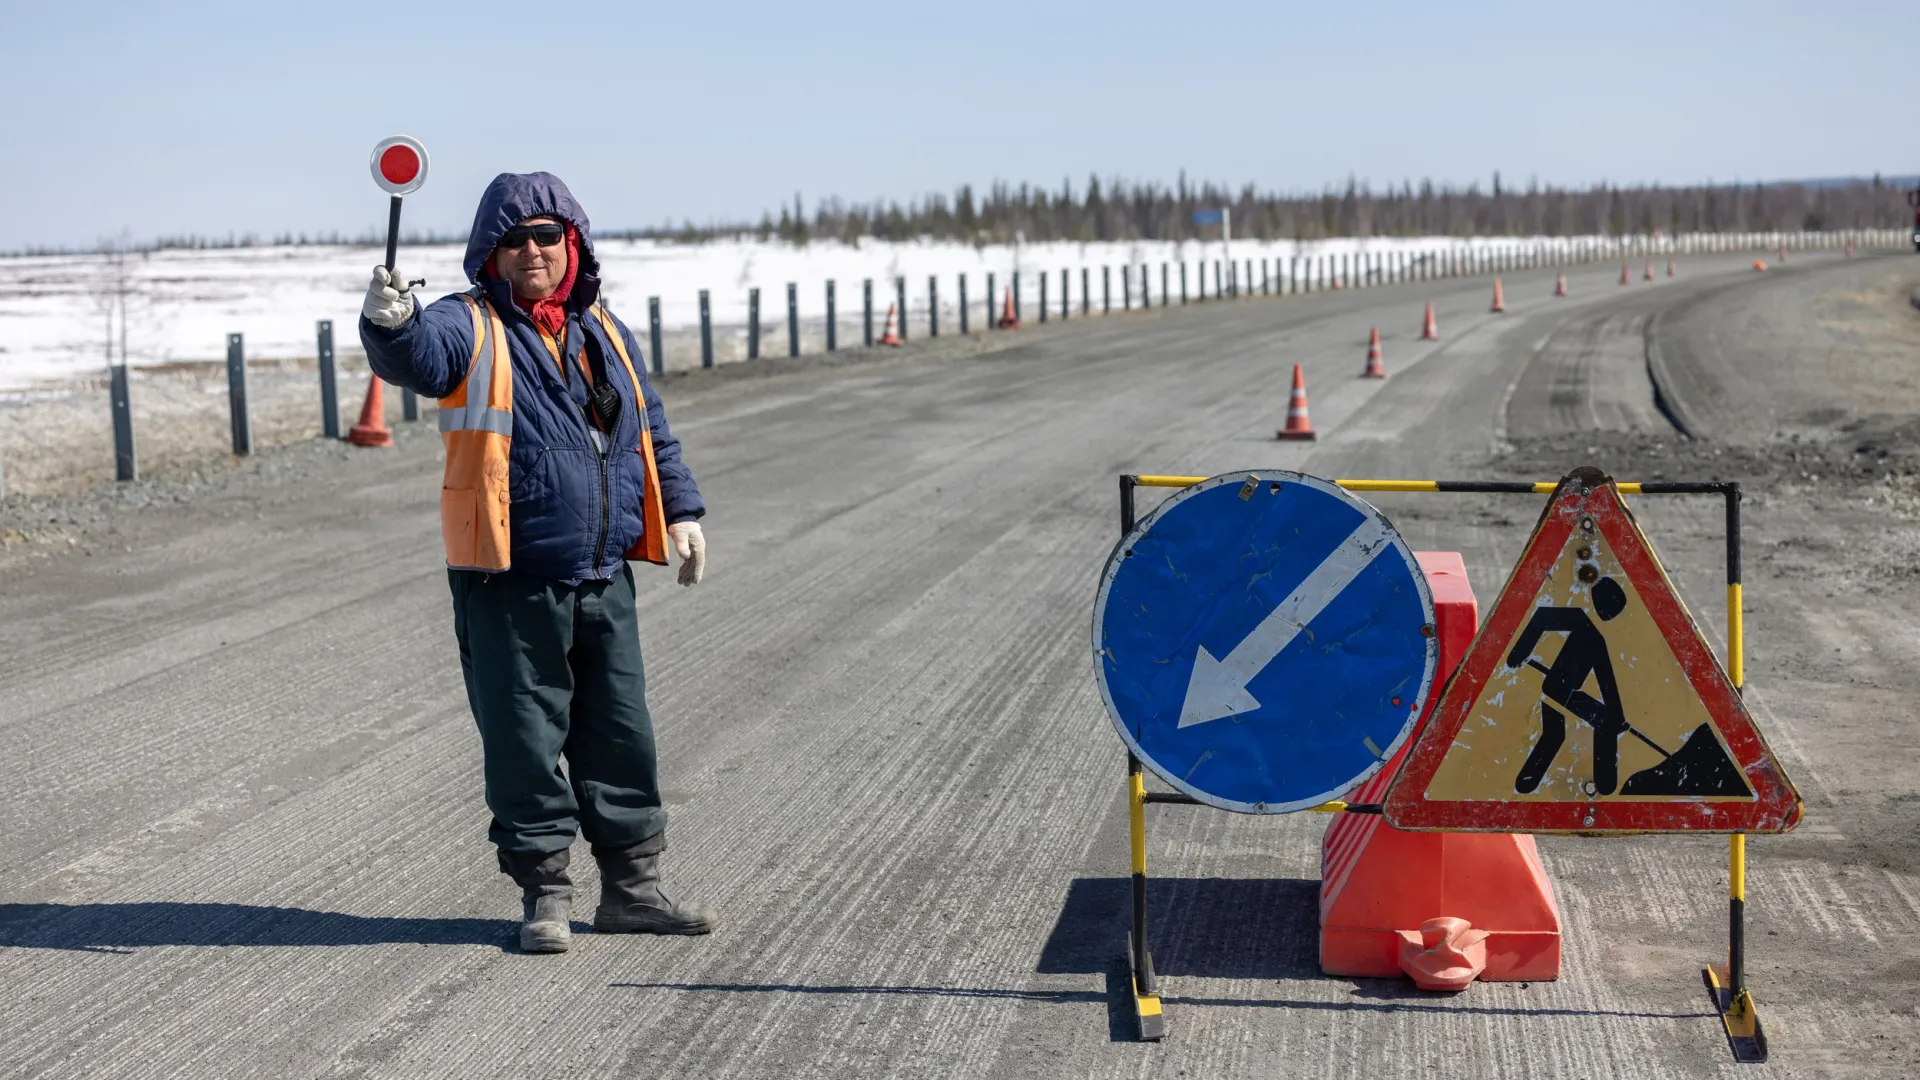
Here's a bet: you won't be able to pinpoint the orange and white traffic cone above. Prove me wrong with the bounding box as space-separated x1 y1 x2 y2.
996 286 1021 330
1643 260 1655 281
1553 269 1568 297
347 378 394 448
1276 364 1317 440
1619 262 1631 286
1490 278 1506 313
1363 328 1386 378
876 303 902 346
1752 259 1769 272
1419 302 1439 341
1667 257 1676 278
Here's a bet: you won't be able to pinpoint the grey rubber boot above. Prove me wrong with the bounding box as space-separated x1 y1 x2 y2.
499 848 573 954
592 834 715 935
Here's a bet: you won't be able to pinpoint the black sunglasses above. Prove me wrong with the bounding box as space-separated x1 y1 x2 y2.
496 223 565 250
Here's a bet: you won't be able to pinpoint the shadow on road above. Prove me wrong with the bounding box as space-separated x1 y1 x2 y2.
0 902 515 954
1037 876 1321 979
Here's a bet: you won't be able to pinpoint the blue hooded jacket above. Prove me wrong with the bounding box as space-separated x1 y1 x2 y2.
359 172 704 583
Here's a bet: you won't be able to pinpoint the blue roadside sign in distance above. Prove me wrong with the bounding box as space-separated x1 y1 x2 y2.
1094 471 1437 813
1192 209 1225 225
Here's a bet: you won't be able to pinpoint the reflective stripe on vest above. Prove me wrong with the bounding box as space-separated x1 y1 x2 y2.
437 294 670 572
439 299 513 437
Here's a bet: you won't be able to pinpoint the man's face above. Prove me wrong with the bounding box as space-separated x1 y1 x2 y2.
494 215 568 301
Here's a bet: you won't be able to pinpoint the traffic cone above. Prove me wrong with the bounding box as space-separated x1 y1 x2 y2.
1275 364 1317 441
1489 278 1505 313
1419 302 1438 341
1667 257 1677 278
347 378 394 448
1753 259 1769 272
996 286 1020 330
1553 270 1568 297
1363 328 1386 378
876 304 902 346
1643 259 1655 281
1619 262 1631 286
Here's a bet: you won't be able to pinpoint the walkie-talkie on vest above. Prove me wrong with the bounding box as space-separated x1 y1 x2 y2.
584 330 621 433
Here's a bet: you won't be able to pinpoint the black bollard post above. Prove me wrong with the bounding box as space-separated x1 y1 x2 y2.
1161 262 1169 307
317 319 339 439
985 273 995 330
958 274 969 335
226 333 251 456
864 279 874 346
748 287 761 359
1140 264 1150 308
1039 272 1048 323
826 280 837 351
1122 265 1132 310
648 296 664 375
700 289 714 369
1102 266 1111 313
787 282 799 357
929 275 940 336
110 360 136 481
896 276 908 342
744 286 760 357
1012 271 1021 323
1180 262 1188 304
1060 268 1069 320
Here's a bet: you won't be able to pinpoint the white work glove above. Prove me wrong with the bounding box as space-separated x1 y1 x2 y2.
669 521 706 586
362 266 415 329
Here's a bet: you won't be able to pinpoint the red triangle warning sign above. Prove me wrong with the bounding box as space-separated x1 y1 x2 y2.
1384 467 1801 834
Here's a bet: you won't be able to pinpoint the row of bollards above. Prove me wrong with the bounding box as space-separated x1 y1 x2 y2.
103 318 425 483
77 227 1900 486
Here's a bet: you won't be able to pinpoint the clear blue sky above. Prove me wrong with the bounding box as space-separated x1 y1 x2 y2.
2 0 1909 251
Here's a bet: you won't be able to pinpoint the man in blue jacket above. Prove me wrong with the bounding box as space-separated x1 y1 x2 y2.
359 172 712 953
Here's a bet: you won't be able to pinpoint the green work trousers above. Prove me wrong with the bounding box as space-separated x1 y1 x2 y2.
449 563 666 857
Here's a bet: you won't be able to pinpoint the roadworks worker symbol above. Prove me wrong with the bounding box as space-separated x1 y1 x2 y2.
1384 466 1801 834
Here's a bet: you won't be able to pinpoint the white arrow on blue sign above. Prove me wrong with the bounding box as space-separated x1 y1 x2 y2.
1094 471 1438 813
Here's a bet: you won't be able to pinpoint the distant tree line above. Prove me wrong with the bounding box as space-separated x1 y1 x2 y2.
16 172 1915 256
745 171 1918 248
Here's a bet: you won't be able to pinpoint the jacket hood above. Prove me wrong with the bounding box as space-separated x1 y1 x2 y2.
463 172 601 306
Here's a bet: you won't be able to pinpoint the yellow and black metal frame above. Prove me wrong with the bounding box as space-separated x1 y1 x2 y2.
1115 473 1761 1061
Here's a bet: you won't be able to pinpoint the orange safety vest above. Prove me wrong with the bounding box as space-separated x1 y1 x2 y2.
438 294 669 572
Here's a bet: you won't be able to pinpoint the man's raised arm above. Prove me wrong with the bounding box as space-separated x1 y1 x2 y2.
356 267 476 400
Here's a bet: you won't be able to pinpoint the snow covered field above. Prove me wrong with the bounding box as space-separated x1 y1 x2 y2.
2 233 1602 392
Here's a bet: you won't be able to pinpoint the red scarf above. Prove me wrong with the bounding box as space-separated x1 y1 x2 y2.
483 223 581 335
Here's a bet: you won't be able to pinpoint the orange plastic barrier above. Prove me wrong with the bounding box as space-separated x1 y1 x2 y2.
1319 551 1563 986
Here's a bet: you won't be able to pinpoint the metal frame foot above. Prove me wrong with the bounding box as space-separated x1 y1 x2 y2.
1703 963 1767 1063
1127 932 1164 1041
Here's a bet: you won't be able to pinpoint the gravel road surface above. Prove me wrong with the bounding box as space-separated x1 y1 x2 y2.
3 250 1917 1079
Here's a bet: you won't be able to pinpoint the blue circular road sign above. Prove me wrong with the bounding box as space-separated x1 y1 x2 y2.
1094 471 1437 813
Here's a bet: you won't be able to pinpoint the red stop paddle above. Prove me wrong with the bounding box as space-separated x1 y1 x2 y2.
369 135 430 277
